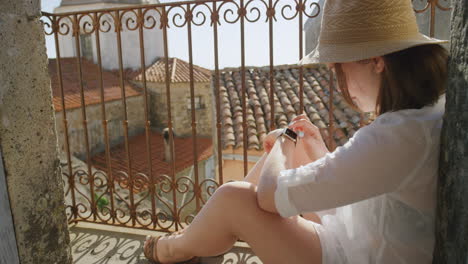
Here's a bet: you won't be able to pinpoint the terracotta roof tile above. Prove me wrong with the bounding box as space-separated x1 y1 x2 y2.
216 65 372 151
48 58 141 112
91 131 213 184
133 57 211 83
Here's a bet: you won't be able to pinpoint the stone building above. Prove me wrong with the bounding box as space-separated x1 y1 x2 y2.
48 57 145 158
53 0 164 70
132 57 213 137
48 55 215 223
48 0 215 222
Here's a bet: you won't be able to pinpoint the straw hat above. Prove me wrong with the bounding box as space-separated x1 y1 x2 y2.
299 0 448 65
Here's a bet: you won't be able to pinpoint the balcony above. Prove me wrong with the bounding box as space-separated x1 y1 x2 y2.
36 0 451 263
69 222 259 263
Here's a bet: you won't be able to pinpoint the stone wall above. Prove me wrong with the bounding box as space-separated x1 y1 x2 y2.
0 0 72 263
433 0 468 262
141 81 213 137
55 95 146 159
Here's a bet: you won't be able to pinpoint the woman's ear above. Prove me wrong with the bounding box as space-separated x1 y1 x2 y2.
372 57 385 74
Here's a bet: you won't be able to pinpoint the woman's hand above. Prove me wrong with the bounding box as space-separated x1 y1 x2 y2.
289 113 329 162
263 128 284 154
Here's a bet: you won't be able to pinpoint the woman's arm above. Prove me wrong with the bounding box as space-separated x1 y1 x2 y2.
256 135 296 214
272 119 429 218
257 114 330 214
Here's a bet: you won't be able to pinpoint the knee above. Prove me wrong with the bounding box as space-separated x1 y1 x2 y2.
213 181 257 205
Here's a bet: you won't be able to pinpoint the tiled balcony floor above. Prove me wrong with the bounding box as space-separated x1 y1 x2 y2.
70 222 262 264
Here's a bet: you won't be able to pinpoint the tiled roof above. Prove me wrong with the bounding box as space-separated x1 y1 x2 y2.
217 65 370 151
133 57 211 83
48 58 141 112
91 131 213 181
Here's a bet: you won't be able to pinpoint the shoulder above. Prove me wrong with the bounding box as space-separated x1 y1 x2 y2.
353 113 425 147
337 95 445 158
364 94 446 142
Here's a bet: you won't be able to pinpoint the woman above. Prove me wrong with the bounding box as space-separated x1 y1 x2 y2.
144 0 449 263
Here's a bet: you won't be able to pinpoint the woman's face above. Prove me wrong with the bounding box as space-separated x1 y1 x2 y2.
330 57 385 112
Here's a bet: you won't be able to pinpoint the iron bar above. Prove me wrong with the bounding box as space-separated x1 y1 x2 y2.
136 7 157 229
186 3 201 214
430 1 436 37
240 0 248 176
212 1 224 185
114 10 136 226
161 6 179 231
73 13 96 221
53 16 77 222
268 0 275 132
298 0 304 112
94 12 117 224
328 70 336 151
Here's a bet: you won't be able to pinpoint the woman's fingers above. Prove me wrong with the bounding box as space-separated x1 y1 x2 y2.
289 119 319 137
289 119 329 161
290 113 310 123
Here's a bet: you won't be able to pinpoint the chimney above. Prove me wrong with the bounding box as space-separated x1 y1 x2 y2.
163 128 173 162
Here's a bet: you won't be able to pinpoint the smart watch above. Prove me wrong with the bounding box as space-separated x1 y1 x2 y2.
281 128 297 144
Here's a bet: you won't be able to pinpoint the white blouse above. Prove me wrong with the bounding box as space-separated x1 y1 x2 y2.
275 95 445 264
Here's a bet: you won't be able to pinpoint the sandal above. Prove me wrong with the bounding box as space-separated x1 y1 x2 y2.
144 235 162 263
143 233 201 264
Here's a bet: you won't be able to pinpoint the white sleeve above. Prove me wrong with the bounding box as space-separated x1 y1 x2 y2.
274 117 428 218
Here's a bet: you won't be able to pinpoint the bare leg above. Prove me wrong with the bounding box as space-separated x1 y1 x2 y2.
154 181 322 264
145 138 324 263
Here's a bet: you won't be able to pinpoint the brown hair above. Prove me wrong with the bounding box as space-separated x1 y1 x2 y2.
334 44 448 115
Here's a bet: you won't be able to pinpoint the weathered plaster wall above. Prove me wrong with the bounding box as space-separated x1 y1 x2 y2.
0 0 72 263
143 82 213 137
433 0 468 262
55 95 145 158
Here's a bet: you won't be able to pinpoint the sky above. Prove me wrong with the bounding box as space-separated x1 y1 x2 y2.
41 0 319 70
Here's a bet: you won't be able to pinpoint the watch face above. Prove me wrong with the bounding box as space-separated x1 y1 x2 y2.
284 128 297 141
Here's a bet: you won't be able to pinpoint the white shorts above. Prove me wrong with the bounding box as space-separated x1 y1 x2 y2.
312 222 349 264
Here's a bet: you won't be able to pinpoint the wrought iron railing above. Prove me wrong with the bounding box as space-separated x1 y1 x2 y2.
40 0 450 232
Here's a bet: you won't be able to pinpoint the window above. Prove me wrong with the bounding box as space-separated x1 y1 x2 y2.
187 96 204 110
79 33 93 61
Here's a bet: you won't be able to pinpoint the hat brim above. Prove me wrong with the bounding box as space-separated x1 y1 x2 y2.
298 33 448 65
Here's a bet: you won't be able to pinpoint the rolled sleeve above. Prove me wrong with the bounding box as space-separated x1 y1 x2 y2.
274 165 319 218
274 170 299 217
